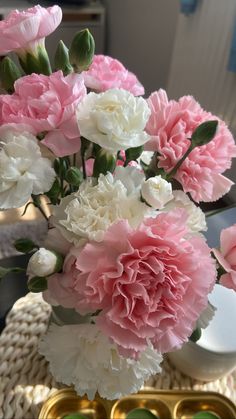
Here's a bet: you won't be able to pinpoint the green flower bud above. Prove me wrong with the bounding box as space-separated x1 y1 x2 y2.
69 29 95 73
65 167 83 187
53 158 69 177
54 40 73 76
0 57 22 93
14 238 38 254
19 45 52 76
191 120 218 147
93 149 117 178
28 276 48 293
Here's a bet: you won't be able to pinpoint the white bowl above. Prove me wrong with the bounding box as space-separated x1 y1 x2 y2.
168 284 236 381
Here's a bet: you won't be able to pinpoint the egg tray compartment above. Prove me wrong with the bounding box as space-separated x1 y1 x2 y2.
39 388 236 419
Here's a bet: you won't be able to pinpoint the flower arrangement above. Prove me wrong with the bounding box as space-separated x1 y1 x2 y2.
0 3 236 401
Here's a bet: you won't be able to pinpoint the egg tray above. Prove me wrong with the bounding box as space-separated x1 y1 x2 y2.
38 388 236 419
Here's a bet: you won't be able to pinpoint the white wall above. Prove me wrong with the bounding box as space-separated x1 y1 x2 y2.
103 0 179 96
167 0 236 203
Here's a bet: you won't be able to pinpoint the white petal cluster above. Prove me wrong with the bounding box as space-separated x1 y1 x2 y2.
52 170 148 245
76 88 151 152
39 323 162 400
141 175 173 209
0 128 55 209
27 248 58 278
197 301 216 329
114 166 145 195
164 190 207 233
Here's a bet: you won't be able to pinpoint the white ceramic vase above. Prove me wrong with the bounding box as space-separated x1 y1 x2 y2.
168 284 236 381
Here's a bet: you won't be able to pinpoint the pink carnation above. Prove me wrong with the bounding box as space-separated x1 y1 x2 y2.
0 71 86 157
82 55 144 96
212 224 236 291
145 89 236 202
47 209 216 357
0 5 62 56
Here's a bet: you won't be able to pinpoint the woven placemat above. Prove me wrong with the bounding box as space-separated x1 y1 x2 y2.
0 293 235 419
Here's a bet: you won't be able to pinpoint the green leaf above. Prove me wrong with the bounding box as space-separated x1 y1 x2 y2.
0 266 25 280
189 326 202 343
125 145 144 165
191 120 218 147
28 276 48 293
45 178 61 204
14 238 38 254
192 411 220 419
126 408 159 419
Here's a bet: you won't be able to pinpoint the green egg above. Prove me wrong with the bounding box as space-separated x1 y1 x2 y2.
126 407 159 419
192 411 220 419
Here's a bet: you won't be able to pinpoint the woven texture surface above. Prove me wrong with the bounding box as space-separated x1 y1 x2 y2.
0 293 235 419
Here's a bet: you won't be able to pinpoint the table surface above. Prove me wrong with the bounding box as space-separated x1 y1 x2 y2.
0 292 235 419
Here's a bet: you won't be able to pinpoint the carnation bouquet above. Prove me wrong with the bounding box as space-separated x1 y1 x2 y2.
1 3 236 401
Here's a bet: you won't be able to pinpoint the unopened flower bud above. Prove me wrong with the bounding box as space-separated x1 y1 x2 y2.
191 120 218 147
65 167 83 187
54 40 73 75
19 42 52 76
93 149 116 177
141 176 173 209
69 28 95 73
27 248 63 278
53 158 69 177
0 57 22 93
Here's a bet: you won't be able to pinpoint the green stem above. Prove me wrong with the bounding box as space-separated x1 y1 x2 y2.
81 152 87 179
206 202 236 218
73 153 77 167
31 195 49 222
166 143 194 180
60 176 64 197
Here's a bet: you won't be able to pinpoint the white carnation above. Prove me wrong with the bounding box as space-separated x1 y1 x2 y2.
114 166 145 195
139 151 154 166
27 248 58 278
0 128 55 209
76 88 151 152
52 172 148 245
164 190 207 233
197 301 216 329
39 323 162 400
141 176 173 209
